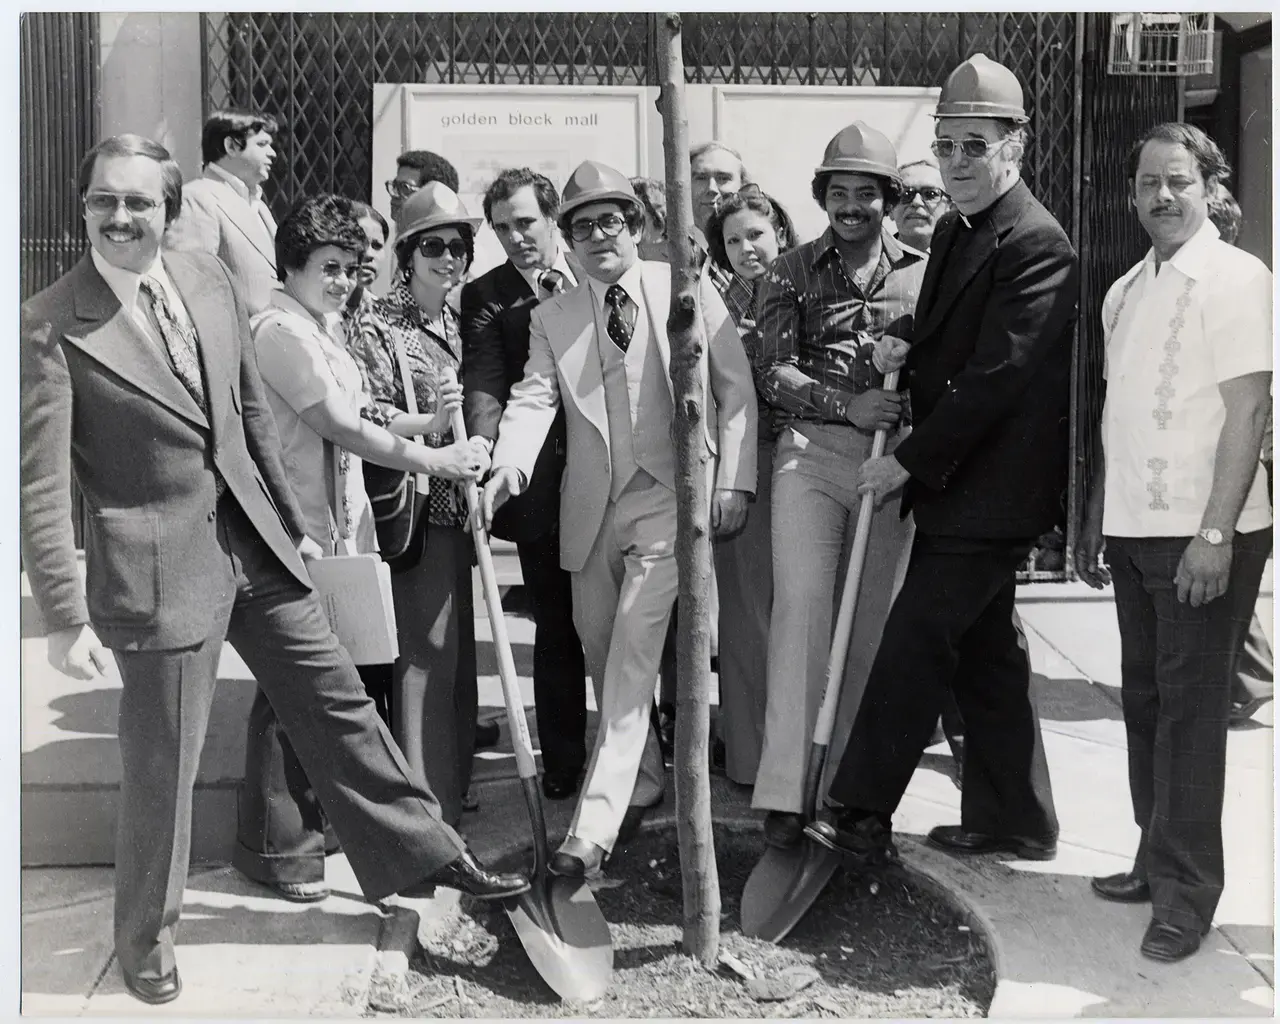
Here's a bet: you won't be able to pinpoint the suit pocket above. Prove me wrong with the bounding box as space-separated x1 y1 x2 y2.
84 509 162 626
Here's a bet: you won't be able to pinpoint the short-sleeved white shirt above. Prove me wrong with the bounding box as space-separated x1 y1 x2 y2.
252 291 378 553
1101 219 1273 537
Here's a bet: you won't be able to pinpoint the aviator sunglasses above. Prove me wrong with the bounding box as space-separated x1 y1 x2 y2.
83 192 162 217
415 236 469 260
930 137 1010 161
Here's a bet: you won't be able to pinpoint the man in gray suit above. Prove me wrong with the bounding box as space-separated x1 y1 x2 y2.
21 134 527 1006
165 109 282 314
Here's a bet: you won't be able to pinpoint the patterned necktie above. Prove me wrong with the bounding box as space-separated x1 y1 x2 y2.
140 278 207 412
539 268 566 295
604 283 636 354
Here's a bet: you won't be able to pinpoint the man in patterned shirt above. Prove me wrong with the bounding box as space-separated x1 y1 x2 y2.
1076 123 1272 964
750 122 924 849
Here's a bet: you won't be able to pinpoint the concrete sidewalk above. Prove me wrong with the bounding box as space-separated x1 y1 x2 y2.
20 577 1274 1017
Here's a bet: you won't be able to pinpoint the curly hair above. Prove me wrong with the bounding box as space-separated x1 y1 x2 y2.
274 193 367 279
630 177 668 240
395 150 460 193
811 171 903 210
704 188 798 274
1126 122 1231 187
482 167 559 224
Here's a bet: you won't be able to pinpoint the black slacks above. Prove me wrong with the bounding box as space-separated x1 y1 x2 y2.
114 496 463 980
517 527 588 779
826 533 1058 840
1107 528 1271 932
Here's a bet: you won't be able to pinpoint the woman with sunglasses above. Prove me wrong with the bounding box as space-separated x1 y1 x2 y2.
702 186 798 786
349 182 484 828
236 193 485 903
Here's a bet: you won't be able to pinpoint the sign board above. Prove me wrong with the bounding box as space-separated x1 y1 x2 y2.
373 84 658 280
711 85 942 245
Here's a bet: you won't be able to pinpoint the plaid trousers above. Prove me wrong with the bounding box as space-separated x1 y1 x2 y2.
1106 528 1272 932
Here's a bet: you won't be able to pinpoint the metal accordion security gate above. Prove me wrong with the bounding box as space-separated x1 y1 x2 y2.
199 11 1176 581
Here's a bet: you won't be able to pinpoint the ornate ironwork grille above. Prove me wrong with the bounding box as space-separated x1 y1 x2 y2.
201 12 1079 234
20 12 99 301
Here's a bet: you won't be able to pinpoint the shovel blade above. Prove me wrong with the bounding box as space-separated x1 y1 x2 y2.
740 840 841 943
505 874 613 1003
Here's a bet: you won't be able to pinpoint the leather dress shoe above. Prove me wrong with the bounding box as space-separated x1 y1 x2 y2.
804 811 898 864
616 795 663 845
549 836 607 878
541 769 581 801
261 879 330 903
475 718 501 749
1090 871 1151 903
763 811 805 849
1141 919 1203 963
123 967 182 1005
401 846 529 901
927 825 1057 861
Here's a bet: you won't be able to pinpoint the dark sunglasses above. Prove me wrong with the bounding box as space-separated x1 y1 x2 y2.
930 137 1009 160
415 236 469 260
901 186 950 205
568 212 627 242
385 179 421 200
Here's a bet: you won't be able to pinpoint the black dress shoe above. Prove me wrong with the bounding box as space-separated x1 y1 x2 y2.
402 846 530 901
123 967 182 1005
927 825 1057 861
548 837 607 878
763 811 805 849
541 769 581 801
1090 871 1151 903
1141 920 1203 963
475 718 501 749
804 811 898 864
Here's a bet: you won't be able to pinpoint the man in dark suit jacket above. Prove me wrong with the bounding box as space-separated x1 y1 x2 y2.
807 55 1076 865
20 134 527 1006
461 167 590 801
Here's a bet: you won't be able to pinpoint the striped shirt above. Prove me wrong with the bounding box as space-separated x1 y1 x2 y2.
755 227 924 423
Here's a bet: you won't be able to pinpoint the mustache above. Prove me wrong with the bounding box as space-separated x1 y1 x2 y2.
1151 205 1181 215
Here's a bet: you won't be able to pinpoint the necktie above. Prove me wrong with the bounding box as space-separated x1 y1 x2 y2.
539 268 566 295
604 283 636 354
140 278 207 412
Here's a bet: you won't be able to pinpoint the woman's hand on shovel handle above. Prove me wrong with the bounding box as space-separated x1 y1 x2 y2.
856 454 910 507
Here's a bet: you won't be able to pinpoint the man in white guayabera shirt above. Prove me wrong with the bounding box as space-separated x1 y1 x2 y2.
1077 122 1272 965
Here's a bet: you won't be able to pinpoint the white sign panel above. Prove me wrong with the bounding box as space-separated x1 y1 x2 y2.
374 84 653 278
712 86 942 245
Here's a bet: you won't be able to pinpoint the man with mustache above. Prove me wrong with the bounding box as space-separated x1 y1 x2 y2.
751 122 924 849
20 133 528 1006
481 161 757 876
461 167 590 802
1076 123 1272 963
807 55 1073 869
165 109 281 315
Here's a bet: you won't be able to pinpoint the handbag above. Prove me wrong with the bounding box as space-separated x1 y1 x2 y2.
363 324 430 571
308 443 400 665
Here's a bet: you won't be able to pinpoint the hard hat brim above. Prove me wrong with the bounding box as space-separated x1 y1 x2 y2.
393 212 484 249
557 187 643 220
813 161 903 187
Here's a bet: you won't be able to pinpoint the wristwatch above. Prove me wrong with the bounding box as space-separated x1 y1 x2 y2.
1197 527 1227 545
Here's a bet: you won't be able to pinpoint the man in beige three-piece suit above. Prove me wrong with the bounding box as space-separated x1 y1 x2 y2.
482 161 758 877
164 108 281 314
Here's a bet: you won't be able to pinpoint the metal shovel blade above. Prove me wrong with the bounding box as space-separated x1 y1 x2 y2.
739 840 841 943
505 874 614 1003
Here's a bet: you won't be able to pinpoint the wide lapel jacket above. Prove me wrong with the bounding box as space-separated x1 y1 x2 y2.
202 169 276 267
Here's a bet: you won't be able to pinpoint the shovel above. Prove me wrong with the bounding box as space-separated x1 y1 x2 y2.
449 403 614 1002
740 369 900 942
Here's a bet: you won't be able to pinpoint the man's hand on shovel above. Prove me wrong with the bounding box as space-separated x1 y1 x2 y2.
856 454 910 508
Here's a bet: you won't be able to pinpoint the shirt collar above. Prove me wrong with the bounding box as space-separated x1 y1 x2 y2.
90 247 174 315
516 247 576 293
206 161 261 205
267 288 343 339
587 259 644 310
810 226 923 273
1147 218 1221 281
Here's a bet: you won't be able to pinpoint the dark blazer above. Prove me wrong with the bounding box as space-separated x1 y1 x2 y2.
893 180 1079 539
460 259 568 543
20 250 311 650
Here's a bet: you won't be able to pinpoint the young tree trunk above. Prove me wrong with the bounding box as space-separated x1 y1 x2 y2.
656 11 720 966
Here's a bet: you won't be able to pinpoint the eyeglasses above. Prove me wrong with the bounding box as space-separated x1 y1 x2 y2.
930 137 1010 161
568 212 627 242
317 259 360 281
385 179 421 200
901 186 950 205
415 236 469 260
83 192 162 217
